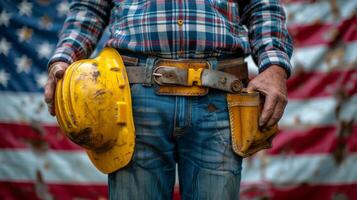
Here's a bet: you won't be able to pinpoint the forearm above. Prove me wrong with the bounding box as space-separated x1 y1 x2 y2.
48 0 112 67
241 0 293 77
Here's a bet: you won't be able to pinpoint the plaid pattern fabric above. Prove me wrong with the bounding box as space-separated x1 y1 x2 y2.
49 0 293 76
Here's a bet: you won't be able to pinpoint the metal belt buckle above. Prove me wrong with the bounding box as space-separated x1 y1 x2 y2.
153 59 211 96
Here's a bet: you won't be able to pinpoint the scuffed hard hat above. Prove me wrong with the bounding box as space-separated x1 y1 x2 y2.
54 48 135 174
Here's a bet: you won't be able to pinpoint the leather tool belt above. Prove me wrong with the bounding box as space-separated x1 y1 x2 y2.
125 57 248 96
123 55 277 158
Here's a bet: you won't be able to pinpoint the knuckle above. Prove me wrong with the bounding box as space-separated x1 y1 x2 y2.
271 115 281 121
44 93 53 104
44 96 53 104
265 108 274 114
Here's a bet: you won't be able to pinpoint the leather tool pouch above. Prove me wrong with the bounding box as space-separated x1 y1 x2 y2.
227 91 278 157
153 59 210 96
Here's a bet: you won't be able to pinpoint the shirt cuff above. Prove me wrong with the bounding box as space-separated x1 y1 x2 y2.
258 50 292 78
47 47 77 71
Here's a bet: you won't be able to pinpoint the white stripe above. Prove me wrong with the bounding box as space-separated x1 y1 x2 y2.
280 95 357 127
246 42 357 74
284 0 357 25
0 91 57 124
0 150 106 183
1 149 357 185
291 42 357 73
1 93 357 127
242 153 357 185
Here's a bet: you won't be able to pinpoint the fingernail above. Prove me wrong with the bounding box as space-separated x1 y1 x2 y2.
259 119 264 127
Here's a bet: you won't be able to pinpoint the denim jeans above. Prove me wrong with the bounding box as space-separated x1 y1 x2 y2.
108 57 243 200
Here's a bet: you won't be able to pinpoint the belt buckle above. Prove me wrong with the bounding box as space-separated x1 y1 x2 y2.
153 59 211 96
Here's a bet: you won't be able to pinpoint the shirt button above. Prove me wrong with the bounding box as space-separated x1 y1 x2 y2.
177 19 184 26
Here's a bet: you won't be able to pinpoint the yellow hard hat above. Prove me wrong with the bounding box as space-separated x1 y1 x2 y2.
54 48 135 174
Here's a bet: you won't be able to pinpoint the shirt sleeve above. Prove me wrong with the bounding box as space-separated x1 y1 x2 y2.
48 0 112 68
241 0 293 77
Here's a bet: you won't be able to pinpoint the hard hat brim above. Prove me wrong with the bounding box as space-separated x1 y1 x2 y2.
86 128 135 174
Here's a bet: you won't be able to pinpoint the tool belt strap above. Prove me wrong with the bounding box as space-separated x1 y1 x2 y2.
126 57 248 93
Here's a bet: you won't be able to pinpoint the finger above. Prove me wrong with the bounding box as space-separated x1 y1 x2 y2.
246 81 258 93
48 102 55 116
259 94 278 127
48 62 68 80
54 67 66 79
265 97 287 128
44 77 56 116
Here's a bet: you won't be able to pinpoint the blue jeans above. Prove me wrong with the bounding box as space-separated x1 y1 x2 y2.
108 57 242 200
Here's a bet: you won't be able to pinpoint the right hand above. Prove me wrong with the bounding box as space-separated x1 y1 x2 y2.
44 62 69 116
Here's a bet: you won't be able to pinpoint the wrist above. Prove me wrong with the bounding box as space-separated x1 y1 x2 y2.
266 65 288 80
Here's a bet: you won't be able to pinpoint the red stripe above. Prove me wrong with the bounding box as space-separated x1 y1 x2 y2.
0 181 107 200
1 123 357 155
288 16 357 47
241 183 357 200
287 69 357 99
0 123 82 151
2 181 357 200
268 125 357 155
0 181 181 200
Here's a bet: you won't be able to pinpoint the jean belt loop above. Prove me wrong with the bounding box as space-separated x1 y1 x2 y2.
206 57 218 70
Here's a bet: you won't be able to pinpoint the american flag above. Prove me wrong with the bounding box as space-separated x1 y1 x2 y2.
0 0 356 200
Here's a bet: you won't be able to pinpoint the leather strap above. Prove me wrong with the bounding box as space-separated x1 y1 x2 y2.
125 57 248 93
152 67 243 93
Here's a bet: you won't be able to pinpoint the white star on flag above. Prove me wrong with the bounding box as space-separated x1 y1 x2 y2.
18 0 33 16
37 42 53 59
57 1 70 17
0 38 11 56
0 10 11 27
15 55 32 73
36 72 48 89
0 69 10 87
16 26 33 42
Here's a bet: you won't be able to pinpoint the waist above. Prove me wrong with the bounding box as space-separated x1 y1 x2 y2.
117 49 246 69
117 49 249 94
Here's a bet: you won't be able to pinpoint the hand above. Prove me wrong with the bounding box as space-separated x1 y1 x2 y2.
247 65 288 129
44 62 69 116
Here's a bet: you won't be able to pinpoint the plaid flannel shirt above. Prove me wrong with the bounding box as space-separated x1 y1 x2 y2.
49 0 293 76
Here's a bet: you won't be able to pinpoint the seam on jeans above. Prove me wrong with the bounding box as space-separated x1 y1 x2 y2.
187 97 192 128
172 96 179 137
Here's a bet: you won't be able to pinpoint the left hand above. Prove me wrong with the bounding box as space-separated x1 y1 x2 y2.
247 65 288 129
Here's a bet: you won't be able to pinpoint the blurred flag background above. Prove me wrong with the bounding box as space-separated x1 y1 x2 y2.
0 0 356 199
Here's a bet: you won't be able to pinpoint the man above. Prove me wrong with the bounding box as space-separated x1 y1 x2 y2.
44 0 292 199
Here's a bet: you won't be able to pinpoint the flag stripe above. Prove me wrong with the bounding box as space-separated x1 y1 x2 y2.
0 150 106 183
246 42 357 75
269 125 357 155
280 95 357 127
2 181 357 200
241 153 357 184
1 93 357 127
291 42 357 72
0 181 107 200
288 16 357 47
285 0 357 26
0 123 81 150
240 183 357 200
1 123 357 155
287 69 357 99
1 151 357 185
